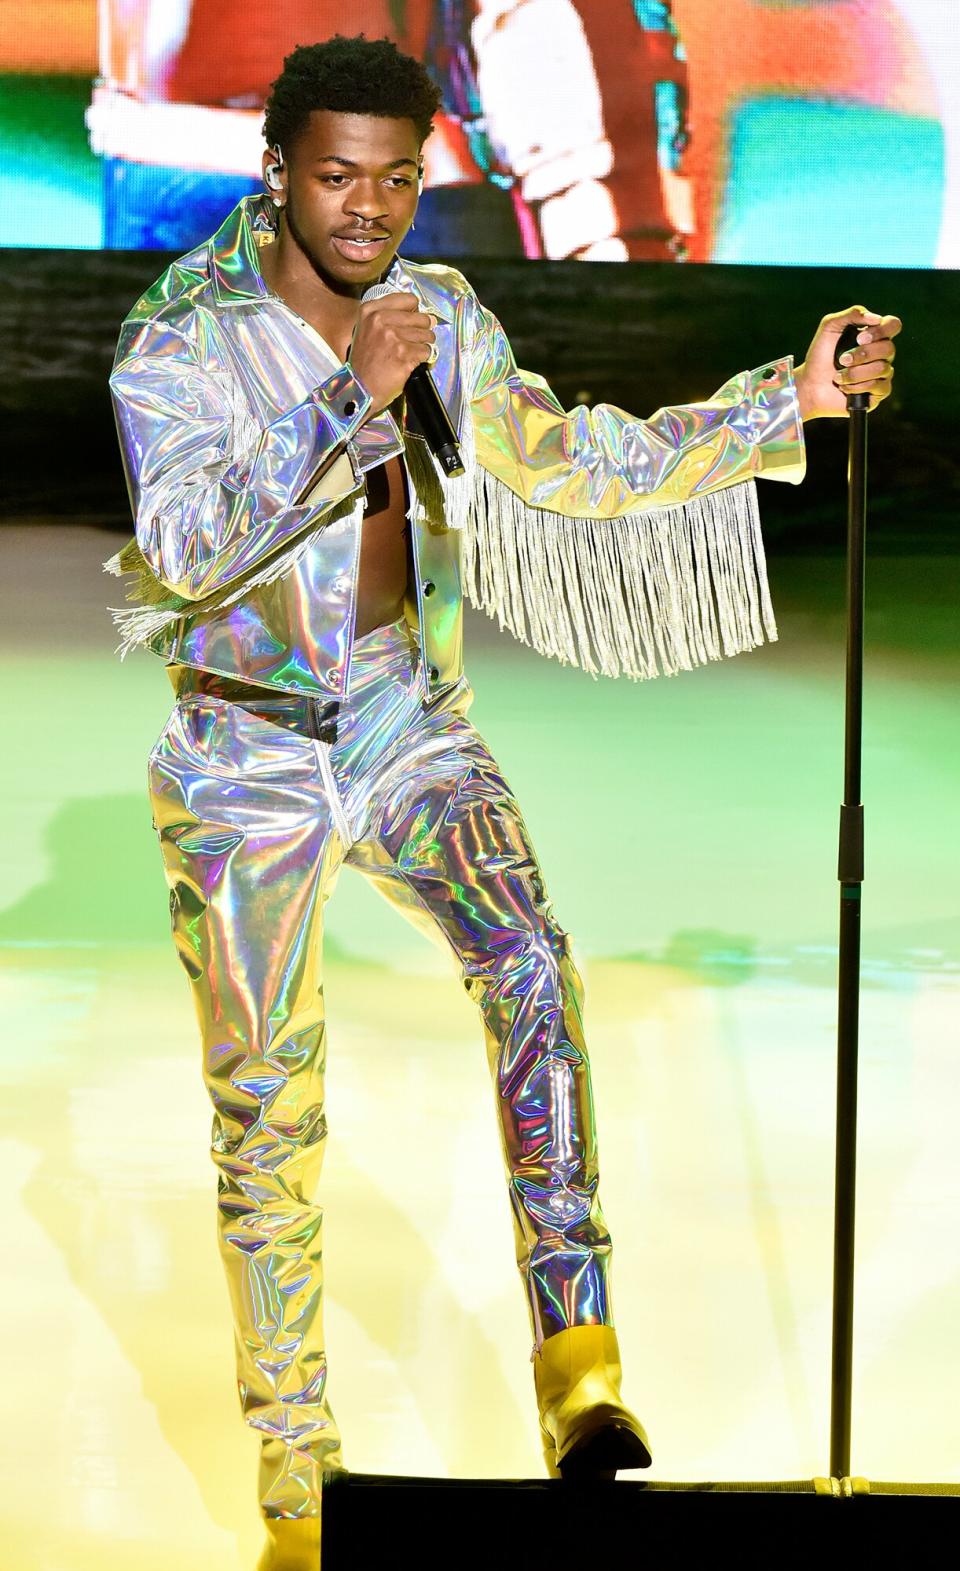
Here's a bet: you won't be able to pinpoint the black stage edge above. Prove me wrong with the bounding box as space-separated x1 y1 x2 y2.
321 1472 960 1564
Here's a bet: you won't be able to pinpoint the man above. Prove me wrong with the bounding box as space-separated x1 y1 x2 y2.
108 32 899 1570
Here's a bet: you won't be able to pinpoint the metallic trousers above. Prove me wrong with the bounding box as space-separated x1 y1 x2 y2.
147 618 613 1517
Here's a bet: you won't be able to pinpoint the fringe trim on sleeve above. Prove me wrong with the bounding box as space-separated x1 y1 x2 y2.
102 491 361 657
102 537 191 655
437 401 776 680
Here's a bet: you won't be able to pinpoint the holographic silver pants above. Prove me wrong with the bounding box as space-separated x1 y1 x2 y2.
147 618 612 1516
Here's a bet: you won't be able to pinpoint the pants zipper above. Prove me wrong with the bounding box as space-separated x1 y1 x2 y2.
310 700 353 848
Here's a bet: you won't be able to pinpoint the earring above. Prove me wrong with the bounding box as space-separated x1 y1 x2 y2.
272 196 283 209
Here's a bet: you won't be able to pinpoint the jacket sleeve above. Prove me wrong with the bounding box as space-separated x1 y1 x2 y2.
465 295 805 516
110 318 371 602
444 287 801 682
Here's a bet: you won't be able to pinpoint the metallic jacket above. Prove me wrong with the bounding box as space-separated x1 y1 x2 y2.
107 193 806 703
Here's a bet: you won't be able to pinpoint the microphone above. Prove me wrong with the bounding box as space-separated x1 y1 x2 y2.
361 282 465 477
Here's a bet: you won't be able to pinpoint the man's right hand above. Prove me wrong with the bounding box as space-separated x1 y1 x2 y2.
348 292 436 416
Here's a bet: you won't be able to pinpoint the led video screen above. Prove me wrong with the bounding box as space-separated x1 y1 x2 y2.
2 0 957 265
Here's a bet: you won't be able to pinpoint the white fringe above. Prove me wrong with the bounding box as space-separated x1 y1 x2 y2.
103 490 361 658
437 394 776 680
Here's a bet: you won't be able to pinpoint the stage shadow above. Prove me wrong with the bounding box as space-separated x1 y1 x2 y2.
0 792 165 945
1 796 535 1532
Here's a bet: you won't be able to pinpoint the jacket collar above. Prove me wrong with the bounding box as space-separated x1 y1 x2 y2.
209 194 453 322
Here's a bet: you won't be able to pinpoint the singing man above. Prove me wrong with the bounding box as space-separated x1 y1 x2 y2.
107 33 899 1570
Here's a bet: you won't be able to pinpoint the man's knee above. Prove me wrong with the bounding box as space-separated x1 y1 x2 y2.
465 922 582 1000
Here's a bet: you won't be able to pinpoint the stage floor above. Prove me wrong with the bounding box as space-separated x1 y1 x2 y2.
2 525 958 1568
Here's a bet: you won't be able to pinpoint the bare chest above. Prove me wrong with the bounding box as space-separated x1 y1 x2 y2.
354 454 411 639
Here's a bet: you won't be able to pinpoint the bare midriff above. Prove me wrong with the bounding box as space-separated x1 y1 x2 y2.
353 454 412 639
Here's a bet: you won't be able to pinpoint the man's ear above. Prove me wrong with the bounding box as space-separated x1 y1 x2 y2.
264 146 285 194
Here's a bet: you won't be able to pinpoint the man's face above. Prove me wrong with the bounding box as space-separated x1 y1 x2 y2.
268 109 422 291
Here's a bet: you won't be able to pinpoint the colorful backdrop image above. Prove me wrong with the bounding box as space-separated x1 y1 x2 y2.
1 0 957 264
2 4 960 1567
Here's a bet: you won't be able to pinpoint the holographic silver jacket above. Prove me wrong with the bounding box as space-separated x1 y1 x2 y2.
107 193 805 702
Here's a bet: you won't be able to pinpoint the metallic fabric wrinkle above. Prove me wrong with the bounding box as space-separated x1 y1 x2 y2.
148 620 609 1513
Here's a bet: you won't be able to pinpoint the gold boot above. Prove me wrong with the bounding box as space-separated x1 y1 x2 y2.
254 1514 321 1571
534 1325 652 1480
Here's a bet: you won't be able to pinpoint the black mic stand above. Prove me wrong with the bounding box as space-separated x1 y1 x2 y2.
821 328 959 1498
829 323 874 1481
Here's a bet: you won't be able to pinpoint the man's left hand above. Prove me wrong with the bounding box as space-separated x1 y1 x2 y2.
794 306 902 421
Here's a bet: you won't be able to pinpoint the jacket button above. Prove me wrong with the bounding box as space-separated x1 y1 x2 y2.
423 580 436 596
429 665 439 682
343 399 357 417
762 367 777 381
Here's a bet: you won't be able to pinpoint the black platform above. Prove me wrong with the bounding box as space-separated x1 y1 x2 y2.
321 1472 959 1565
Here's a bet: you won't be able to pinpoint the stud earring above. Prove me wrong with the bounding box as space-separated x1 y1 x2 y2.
272 196 283 209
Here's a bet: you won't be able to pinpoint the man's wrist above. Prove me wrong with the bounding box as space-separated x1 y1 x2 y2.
312 364 372 436
344 361 375 425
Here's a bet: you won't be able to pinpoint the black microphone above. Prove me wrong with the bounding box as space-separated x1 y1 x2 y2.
360 282 465 477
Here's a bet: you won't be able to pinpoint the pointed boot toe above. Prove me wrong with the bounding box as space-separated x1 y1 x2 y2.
534 1324 653 1481
554 1404 652 1479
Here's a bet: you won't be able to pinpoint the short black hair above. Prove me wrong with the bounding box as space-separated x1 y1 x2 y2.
264 34 442 154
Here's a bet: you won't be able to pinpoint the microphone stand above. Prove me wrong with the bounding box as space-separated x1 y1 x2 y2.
829 324 872 1480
